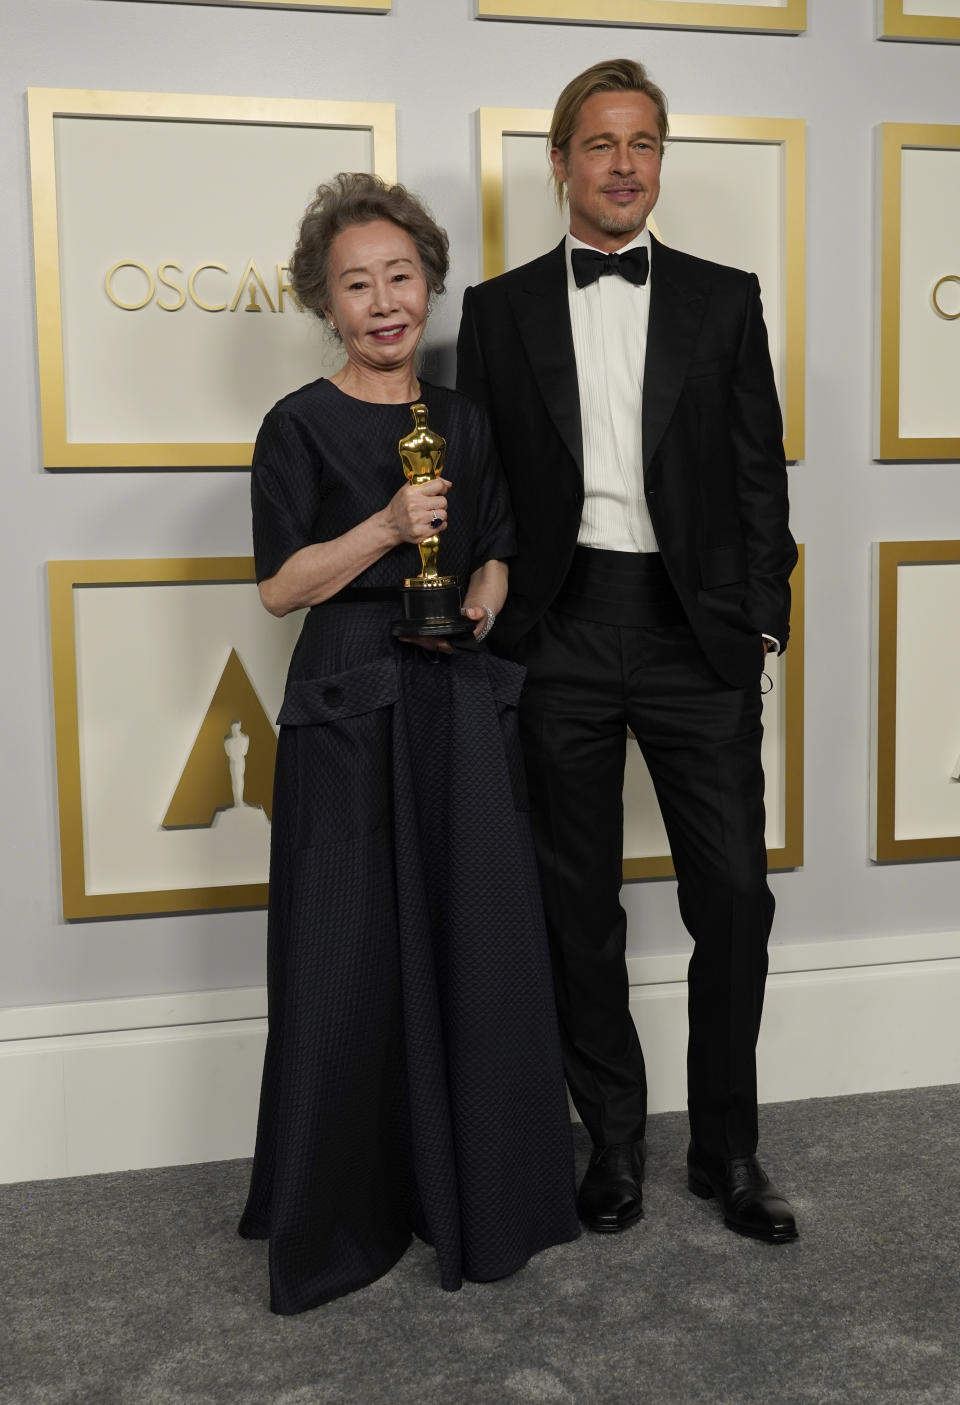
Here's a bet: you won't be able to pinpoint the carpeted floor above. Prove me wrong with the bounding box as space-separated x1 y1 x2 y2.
2 1086 959 1405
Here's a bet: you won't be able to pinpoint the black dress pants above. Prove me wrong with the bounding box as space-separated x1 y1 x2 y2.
516 602 774 1160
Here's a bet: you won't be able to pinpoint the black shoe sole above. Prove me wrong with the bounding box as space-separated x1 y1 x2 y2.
578 1203 644 1234
687 1169 798 1244
722 1219 798 1244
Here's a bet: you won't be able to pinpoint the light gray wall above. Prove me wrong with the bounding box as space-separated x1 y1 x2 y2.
3 0 959 1009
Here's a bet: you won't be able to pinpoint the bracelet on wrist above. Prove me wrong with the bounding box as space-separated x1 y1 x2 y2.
470 603 496 642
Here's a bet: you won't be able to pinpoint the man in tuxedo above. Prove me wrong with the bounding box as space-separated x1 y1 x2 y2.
457 59 798 1242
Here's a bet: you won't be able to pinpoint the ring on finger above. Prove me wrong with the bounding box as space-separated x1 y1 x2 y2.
430 513 443 529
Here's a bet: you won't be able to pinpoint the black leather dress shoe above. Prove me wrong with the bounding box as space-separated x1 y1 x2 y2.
687 1145 798 1243
578 1139 646 1233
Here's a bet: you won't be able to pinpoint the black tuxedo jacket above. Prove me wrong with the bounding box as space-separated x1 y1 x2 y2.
456 235 797 688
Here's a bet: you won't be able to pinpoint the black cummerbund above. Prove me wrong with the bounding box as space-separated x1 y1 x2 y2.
551 547 685 627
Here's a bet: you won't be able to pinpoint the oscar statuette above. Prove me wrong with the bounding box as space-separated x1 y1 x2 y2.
392 403 474 640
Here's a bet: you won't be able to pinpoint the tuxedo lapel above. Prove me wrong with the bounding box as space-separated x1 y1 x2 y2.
503 237 707 478
507 243 584 476
643 237 708 472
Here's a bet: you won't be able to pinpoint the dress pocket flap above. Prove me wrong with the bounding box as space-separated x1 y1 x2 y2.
699 545 747 588
277 656 399 726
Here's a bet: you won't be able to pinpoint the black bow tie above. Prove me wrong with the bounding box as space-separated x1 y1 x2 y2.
571 245 649 289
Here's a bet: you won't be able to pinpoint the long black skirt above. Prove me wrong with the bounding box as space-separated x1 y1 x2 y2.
239 632 580 1314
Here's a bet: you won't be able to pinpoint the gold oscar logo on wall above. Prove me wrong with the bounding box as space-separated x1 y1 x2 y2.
162 649 277 829
104 260 304 313
932 275 960 320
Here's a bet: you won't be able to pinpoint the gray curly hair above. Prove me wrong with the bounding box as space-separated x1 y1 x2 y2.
290 172 450 319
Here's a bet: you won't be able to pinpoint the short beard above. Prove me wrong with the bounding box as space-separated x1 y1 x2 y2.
597 208 647 236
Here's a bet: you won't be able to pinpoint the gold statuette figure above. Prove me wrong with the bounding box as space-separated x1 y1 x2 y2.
392 403 473 639
400 403 453 586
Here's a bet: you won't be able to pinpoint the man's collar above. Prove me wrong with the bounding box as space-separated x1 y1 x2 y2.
565 228 652 287
566 228 651 257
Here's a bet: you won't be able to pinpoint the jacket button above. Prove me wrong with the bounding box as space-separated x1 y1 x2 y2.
323 686 343 708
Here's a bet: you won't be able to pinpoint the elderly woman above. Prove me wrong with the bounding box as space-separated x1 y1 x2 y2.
238 173 580 1314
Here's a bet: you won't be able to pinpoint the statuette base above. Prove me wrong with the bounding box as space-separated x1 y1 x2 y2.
392 579 474 639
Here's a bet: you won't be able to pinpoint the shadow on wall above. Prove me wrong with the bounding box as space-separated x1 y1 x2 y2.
421 339 456 391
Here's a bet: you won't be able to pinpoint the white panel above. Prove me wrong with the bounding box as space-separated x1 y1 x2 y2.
903 0 960 15
755 961 960 1102
502 133 567 271
623 650 787 860
627 983 688 1114
55 116 366 444
0 1046 68 1182
894 561 960 839
899 148 960 439
655 140 784 405
62 1022 266 1176
0 1022 266 1182
74 582 302 893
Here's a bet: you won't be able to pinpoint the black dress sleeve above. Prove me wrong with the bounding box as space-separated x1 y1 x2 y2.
250 409 320 584
466 402 516 573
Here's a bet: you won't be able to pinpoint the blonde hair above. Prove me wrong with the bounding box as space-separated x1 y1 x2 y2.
548 59 669 207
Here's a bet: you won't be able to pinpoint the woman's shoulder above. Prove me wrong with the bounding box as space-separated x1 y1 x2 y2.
264 376 332 424
252 380 336 480
254 378 341 459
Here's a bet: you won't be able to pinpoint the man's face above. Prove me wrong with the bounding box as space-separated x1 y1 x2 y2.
551 90 662 252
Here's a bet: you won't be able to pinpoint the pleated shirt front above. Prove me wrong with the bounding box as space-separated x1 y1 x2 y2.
566 228 658 555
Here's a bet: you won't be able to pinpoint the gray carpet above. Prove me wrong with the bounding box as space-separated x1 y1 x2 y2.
2 1087 959 1405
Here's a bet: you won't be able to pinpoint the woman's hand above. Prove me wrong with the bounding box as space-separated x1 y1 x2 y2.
462 561 508 633
460 603 492 638
399 559 506 657
382 478 451 546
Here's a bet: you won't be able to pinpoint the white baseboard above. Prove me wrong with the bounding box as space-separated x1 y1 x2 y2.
629 930 960 1112
0 1019 268 1184
2 932 958 1184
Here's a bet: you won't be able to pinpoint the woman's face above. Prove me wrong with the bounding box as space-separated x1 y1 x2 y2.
325 219 430 377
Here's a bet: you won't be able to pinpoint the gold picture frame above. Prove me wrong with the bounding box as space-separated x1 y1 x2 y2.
623 547 805 879
28 88 396 470
878 1 960 42
476 0 805 30
873 541 960 862
876 122 960 459
479 109 806 461
49 557 288 918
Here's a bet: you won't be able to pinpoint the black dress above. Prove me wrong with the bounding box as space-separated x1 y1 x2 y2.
238 378 580 1315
